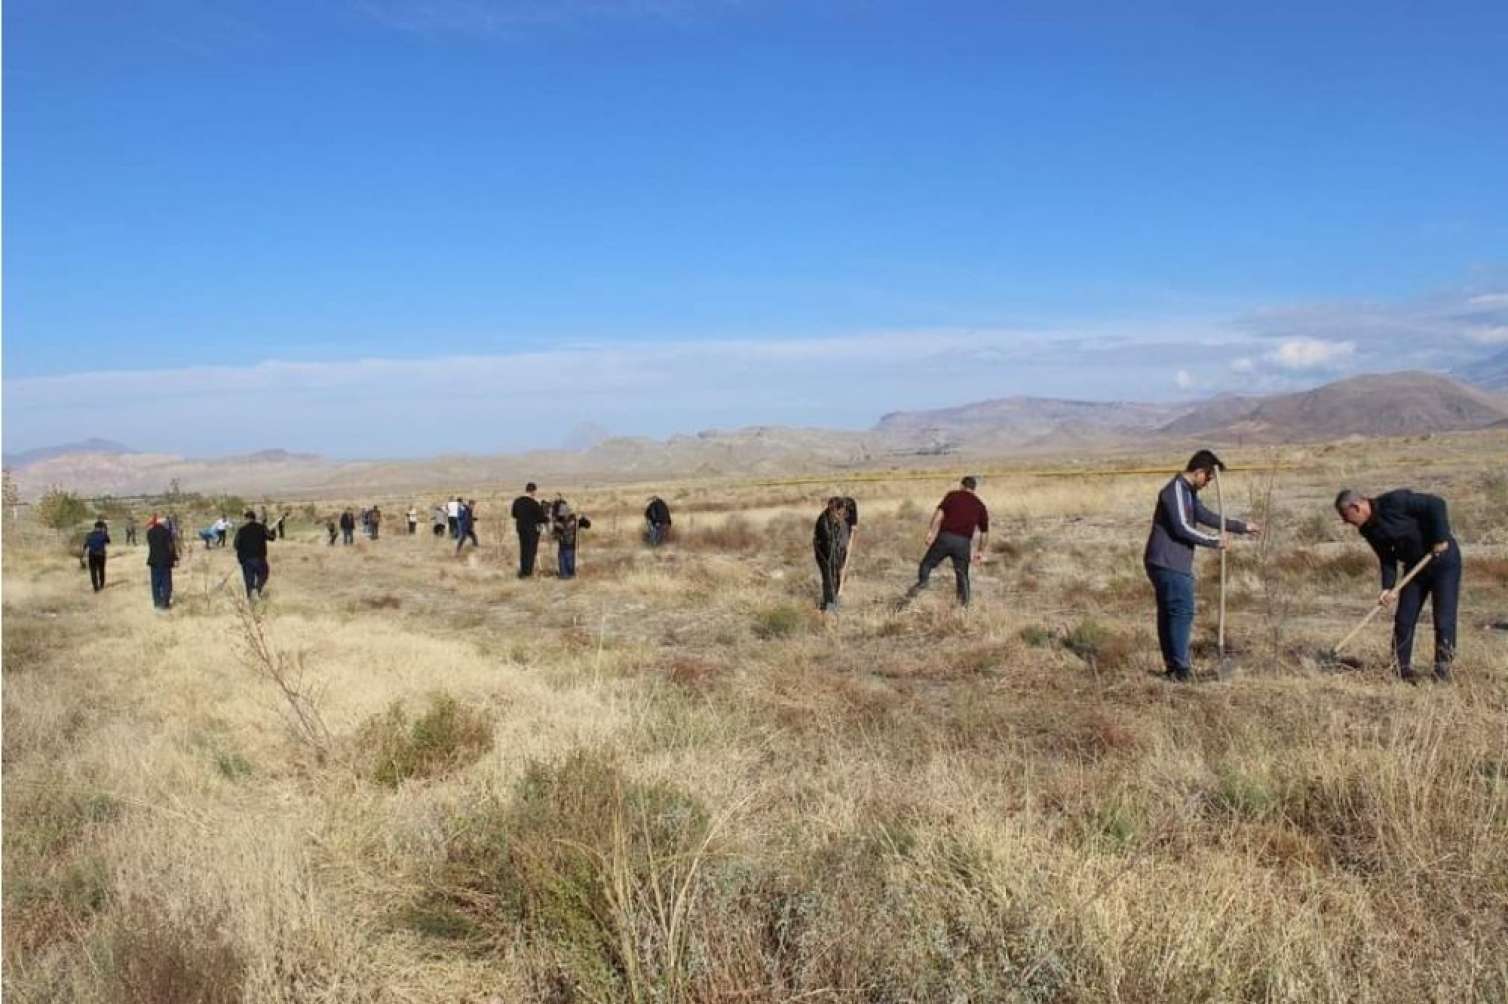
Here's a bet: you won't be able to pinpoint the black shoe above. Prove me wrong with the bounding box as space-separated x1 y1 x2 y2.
1432 667 1452 683
1400 669 1420 685
1165 668 1192 683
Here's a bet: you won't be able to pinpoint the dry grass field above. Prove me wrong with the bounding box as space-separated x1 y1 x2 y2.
4 432 1507 1002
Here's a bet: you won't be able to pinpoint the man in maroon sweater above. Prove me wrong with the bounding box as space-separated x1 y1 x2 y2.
901 476 989 608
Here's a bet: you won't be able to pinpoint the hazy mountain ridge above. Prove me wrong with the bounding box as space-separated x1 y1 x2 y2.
1456 348 1508 392
10 371 1506 498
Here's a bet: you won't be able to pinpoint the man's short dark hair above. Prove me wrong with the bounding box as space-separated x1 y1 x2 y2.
961 475 978 490
525 482 537 493
94 520 106 529
244 510 258 520
1334 489 1363 513
1184 450 1225 475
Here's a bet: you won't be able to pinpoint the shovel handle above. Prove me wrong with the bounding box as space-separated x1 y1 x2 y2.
1214 468 1226 654
1332 552 1434 655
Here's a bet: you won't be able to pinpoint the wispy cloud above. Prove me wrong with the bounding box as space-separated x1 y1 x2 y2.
7 277 1506 458
1 327 1233 457
1268 337 1355 370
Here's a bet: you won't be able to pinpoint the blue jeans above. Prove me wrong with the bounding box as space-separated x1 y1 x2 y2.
150 565 174 608
241 559 270 598
558 546 576 579
1147 564 1195 674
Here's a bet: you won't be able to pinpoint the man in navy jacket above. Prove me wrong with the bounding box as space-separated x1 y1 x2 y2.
1335 487 1460 682
1144 450 1261 681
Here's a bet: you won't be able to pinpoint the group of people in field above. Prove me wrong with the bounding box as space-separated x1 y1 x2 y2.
75 448 1463 683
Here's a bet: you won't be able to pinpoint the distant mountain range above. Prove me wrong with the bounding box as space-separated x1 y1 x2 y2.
2 438 136 470
1455 347 1508 392
6 370 1506 498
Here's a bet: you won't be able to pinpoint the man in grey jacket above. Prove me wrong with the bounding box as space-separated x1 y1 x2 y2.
1144 450 1261 681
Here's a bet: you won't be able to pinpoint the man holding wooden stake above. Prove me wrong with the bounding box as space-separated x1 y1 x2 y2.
1144 450 1261 682
1335 488 1460 683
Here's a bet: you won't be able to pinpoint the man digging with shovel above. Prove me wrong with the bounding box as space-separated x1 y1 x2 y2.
1334 488 1460 684
1144 450 1261 683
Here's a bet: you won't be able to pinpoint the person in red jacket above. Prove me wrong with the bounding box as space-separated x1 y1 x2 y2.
900 476 989 608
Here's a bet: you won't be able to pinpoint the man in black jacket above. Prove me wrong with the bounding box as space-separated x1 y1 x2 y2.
233 509 277 600
511 483 547 578
339 509 356 545
145 515 177 610
644 496 672 546
813 497 850 612
1336 487 1461 682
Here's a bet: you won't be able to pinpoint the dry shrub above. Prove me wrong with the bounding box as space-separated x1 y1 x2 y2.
427 748 714 999
1475 556 1508 588
760 826 1038 1000
4 854 112 955
1062 619 1135 672
1 619 54 674
1276 549 1373 580
662 655 724 690
358 692 493 788
358 593 401 610
689 514 762 552
101 899 246 1004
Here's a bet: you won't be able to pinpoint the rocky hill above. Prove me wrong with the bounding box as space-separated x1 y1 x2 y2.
1158 371 1508 441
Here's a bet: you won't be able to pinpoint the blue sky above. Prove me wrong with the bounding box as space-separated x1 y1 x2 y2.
5 0 1507 456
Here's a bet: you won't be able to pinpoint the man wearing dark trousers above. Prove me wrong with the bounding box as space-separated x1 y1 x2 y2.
456 499 480 553
813 497 851 612
511 483 547 578
1336 487 1461 683
83 520 111 592
902 476 990 608
340 509 356 545
1144 450 1261 682
644 496 672 546
234 509 276 600
145 515 177 610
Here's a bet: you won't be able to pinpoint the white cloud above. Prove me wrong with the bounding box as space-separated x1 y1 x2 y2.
1175 369 1194 389
1464 325 1508 345
1268 338 1355 370
1467 293 1508 306
1230 357 1255 373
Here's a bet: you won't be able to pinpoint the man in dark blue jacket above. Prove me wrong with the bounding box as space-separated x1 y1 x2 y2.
1335 488 1460 682
1144 450 1261 681
82 520 111 592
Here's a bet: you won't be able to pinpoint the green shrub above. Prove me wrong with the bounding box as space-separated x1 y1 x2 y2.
753 604 804 639
36 488 91 534
1210 765 1276 820
1062 619 1136 672
359 693 492 788
1019 624 1055 647
213 749 253 781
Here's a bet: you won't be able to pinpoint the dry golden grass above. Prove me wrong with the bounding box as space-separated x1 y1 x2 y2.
4 431 1508 1002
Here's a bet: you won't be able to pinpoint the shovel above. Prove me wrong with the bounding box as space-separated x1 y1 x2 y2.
1325 553 1434 666
1214 468 1234 678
